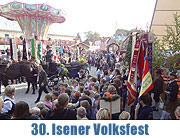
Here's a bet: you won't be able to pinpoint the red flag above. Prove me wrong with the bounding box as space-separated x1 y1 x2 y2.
138 42 144 82
127 37 141 107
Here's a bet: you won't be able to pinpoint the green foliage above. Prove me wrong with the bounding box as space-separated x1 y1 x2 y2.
124 35 132 66
152 38 166 69
75 33 82 42
83 31 100 45
153 13 180 71
57 64 69 77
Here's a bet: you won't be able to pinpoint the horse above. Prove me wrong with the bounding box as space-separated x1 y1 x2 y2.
0 61 38 94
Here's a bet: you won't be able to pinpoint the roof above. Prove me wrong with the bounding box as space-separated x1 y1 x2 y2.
92 37 110 45
150 0 180 40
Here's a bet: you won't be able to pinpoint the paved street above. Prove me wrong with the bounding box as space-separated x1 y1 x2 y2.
0 66 161 119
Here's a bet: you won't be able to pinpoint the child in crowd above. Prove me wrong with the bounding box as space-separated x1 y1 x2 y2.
100 85 108 97
77 107 88 120
58 83 66 94
40 108 49 120
44 94 53 109
100 78 106 92
30 107 40 117
92 93 100 119
93 85 99 94
80 100 92 120
96 66 104 78
72 80 79 92
77 69 85 82
51 92 59 102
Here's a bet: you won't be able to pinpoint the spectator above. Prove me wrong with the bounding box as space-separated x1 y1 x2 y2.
175 106 180 120
80 100 92 120
0 96 10 119
2 85 16 116
119 111 130 120
36 102 46 111
45 93 76 120
13 101 39 120
44 94 53 109
135 93 153 120
161 72 179 120
103 70 110 82
30 107 40 117
40 108 49 120
96 108 110 120
77 107 88 120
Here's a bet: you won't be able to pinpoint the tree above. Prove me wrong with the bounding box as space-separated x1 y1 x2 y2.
153 13 180 71
75 33 82 42
83 31 100 45
162 13 180 70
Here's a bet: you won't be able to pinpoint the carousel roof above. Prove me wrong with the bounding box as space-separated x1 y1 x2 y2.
0 1 66 40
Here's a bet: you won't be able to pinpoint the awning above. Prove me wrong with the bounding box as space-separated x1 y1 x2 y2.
150 0 180 40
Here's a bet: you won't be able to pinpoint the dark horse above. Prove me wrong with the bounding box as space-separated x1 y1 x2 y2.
0 61 38 94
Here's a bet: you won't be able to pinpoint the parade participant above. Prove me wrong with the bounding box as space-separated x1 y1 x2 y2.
161 72 179 119
13 101 39 120
5 47 10 60
45 45 53 67
2 85 16 116
152 69 164 111
35 65 49 103
45 93 77 120
0 96 10 119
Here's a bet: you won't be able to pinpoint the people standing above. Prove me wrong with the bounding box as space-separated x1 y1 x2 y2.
45 45 53 67
88 56 93 71
35 65 49 103
161 72 179 120
152 69 164 111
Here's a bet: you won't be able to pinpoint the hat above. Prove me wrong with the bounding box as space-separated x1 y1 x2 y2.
119 111 130 120
170 72 177 78
47 45 52 48
156 69 162 75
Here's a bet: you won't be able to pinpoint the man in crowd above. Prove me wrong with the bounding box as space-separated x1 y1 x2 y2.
35 65 49 103
152 69 164 111
45 45 53 67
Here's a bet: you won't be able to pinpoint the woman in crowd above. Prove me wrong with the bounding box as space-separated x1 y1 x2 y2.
45 93 77 120
2 85 16 116
13 101 39 120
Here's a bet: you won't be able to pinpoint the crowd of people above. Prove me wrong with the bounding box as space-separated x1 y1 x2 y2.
0 49 180 120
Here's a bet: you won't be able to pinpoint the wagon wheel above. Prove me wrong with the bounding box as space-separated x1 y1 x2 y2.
107 43 120 53
48 74 61 91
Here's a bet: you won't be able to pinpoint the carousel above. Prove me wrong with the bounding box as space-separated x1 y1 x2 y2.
0 1 66 60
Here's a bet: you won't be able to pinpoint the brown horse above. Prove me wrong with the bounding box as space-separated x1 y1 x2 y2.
0 61 38 94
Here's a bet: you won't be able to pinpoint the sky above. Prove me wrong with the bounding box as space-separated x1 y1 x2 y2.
0 0 156 39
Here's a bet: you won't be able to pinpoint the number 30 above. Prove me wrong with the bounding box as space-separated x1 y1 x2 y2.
31 123 46 135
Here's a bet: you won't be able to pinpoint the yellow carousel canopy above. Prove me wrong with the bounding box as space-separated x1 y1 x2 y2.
150 0 180 40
